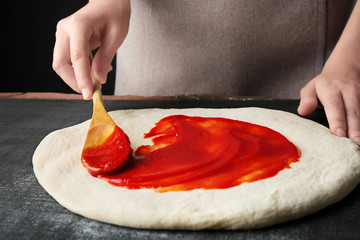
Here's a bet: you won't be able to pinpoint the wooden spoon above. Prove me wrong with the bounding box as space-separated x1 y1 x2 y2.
81 59 132 176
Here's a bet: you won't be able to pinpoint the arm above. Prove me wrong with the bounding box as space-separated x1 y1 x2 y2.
298 0 360 144
52 0 131 99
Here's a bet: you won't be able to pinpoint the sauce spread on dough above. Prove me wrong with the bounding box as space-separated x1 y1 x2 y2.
86 115 300 192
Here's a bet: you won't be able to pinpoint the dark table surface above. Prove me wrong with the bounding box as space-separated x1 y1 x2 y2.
1 98 360 240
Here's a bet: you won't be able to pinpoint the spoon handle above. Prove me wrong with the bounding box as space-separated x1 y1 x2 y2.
88 54 114 126
89 54 104 107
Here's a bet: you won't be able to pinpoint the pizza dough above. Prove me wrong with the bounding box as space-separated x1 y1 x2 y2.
33 108 360 229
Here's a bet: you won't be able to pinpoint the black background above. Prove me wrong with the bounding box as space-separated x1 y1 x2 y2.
0 0 116 95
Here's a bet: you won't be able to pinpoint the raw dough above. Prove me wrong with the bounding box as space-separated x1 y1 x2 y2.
33 108 360 229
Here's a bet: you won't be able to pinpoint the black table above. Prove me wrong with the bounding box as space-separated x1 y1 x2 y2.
1 98 359 240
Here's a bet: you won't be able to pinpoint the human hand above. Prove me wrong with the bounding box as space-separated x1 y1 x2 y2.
298 71 360 145
52 0 130 99
298 0 360 145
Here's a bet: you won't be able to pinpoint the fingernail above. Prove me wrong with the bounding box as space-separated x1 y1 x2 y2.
336 128 346 137
81 88 90 100
353 137 360 145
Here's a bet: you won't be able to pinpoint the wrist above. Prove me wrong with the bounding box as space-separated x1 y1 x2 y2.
88 0 131 14
322 60 360 82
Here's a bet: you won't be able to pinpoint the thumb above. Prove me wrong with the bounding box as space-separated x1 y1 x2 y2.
91 48 115 84
92 28 121 83
298 79 319 116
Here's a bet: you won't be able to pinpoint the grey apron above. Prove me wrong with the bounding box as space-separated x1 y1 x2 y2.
115 0 354 99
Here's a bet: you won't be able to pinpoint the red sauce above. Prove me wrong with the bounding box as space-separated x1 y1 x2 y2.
81 126 132 175
87 115 300 192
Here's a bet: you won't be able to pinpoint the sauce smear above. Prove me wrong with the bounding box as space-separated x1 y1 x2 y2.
88 115 300 192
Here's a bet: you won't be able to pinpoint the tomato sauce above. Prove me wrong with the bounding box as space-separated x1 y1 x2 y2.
81 126 132 175
85 115 300 192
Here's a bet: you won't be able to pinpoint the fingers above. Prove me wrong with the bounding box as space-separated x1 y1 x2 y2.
53 18 94 100
343 88 360 144
53 20 81 93
300 76 360 145
52 0 131 99
69 21 93 99
298 80 319 116
320 90 347 138
318 82 360 144
92 26 127 84
92 46 115 84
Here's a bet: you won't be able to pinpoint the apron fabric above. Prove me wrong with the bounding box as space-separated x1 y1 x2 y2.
115 0 354 99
